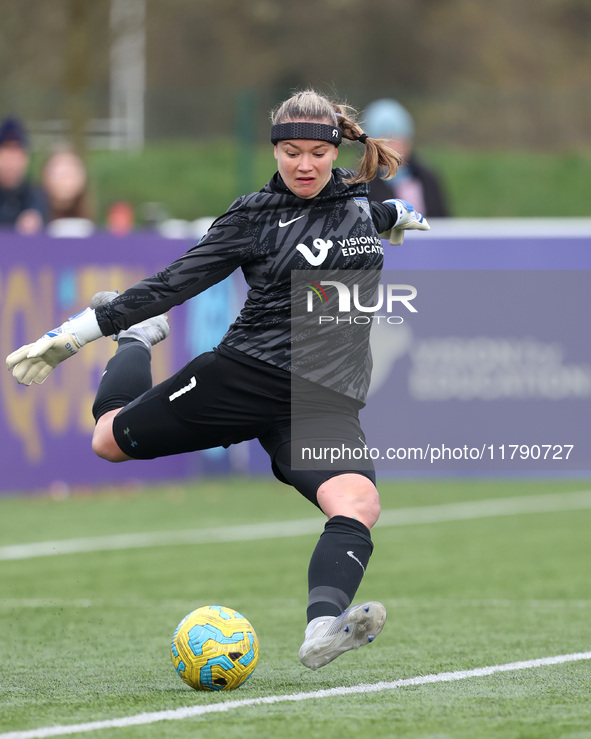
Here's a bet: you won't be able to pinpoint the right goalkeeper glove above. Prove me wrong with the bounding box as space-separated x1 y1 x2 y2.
6 307 102 386
381 198 430 245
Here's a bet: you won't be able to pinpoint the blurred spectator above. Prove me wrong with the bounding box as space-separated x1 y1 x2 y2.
0 116 47 233
107 201 134 235
41 144 95 237
364 99 450 217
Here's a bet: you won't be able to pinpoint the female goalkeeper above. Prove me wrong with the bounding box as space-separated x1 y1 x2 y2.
6 89 428 671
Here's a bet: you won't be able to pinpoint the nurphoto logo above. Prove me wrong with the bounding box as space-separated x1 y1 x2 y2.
306 280 418 324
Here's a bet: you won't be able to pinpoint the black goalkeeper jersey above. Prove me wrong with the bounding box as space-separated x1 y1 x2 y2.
95 168 399 404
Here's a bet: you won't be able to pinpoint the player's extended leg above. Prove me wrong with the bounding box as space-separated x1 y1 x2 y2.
298 473 386 670
90 292 169 462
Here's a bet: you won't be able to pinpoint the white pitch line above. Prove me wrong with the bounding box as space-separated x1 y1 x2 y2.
2 596 591 611
2 489 591 562
1 651 590 739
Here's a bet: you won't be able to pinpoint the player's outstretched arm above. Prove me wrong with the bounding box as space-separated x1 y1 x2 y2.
6 307 103 386
381 198 430 245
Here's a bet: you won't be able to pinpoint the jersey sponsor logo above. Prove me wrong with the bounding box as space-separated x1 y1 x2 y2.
278 214 306 228
338 235 384 257
296 237 335 266
169 375 196 402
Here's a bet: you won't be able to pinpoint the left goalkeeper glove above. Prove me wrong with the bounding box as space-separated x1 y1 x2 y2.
381 199 430 245
6 307 102 386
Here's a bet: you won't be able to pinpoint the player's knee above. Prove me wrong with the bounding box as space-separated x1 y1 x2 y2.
92 429 120 462
359 485 381 527
92 413 127 462
317 474 381 529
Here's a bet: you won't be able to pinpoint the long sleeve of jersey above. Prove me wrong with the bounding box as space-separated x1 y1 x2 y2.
94 206 253 336
370 200 400 234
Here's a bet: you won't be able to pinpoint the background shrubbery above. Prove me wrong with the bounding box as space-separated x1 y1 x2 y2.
29 141 591 225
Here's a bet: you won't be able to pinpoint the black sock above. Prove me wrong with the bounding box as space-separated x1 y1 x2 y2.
92 338 152 421
306 515 374 623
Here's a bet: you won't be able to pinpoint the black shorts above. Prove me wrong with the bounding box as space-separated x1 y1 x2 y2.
112 347 376 506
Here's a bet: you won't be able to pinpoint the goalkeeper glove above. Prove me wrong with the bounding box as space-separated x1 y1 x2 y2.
381 198 430 245
6 307 102 386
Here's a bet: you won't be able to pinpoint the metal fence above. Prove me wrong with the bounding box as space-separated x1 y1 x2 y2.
2 85 589 152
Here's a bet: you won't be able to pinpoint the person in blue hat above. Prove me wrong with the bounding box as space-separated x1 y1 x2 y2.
364 99 450 217
0 116 47 233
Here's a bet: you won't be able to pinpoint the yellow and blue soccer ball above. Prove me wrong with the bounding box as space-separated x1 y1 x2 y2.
171 605 259 691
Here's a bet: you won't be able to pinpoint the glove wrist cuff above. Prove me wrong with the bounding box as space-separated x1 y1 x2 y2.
68 308 102 346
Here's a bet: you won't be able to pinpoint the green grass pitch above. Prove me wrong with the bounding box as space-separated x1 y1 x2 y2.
1 476 591 738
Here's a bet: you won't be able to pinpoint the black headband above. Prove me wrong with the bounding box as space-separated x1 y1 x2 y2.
271 122 342 146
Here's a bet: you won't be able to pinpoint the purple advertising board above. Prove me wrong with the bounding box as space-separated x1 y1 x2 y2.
0 230 248 494
361 269 590 472
1 220 591 493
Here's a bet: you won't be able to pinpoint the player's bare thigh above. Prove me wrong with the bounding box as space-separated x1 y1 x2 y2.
316 473 381 529
92 408 132 462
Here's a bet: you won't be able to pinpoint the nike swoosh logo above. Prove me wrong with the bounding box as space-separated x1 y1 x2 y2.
347 550 366 573
278 215 306 228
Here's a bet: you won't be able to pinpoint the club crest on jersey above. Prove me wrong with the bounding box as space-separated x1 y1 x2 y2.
296 238 335 266
354 197 371 218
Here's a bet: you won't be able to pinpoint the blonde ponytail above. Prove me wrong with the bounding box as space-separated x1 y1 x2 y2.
332 103 401 183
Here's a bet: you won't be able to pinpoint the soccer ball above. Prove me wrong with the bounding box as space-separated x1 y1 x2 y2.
171 605 259 691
